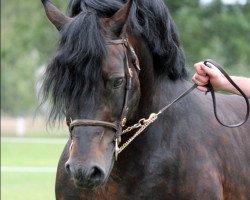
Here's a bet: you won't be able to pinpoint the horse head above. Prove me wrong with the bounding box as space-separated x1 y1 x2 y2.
42 0 141 189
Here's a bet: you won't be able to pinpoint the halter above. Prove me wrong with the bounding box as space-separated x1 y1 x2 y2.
66 37 140 159
66 38 249 161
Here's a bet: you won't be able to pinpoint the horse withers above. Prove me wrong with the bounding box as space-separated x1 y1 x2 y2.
41 0 250 199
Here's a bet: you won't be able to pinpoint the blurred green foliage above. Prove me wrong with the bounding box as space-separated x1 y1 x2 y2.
167 0 250 74
1 0 250 116
1 0 67 116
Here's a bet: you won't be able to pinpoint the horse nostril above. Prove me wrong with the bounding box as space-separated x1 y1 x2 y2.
89 166 105 182
65 162 71 174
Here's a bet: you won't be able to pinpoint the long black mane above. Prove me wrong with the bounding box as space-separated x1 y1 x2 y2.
42 12 106 121
68 0 188 79
42 0 188 121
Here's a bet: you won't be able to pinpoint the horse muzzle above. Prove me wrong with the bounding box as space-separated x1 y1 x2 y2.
65 160 106 189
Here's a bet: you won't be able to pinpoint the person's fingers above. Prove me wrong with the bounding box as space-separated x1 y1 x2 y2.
200 63 219 78
193 79 206 86
194 62 207 76
193 74 209 84
192 74 209 86
197 85 208 92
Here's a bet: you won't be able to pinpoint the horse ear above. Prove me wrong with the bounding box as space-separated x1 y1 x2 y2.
41 0 72 31
108 0 133 36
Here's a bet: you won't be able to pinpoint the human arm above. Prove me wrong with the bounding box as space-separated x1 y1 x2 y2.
192 62 250 99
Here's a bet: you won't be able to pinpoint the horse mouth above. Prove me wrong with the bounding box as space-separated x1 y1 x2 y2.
73 177 104 190
72 171 107 190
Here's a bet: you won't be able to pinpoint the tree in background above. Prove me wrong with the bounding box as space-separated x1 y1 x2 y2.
167 0 250 74
1 0 249 116
1 0 67 116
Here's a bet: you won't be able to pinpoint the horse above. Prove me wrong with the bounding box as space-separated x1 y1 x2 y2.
41 0 250 199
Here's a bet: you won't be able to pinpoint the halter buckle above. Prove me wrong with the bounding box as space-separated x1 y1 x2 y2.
115 138 120 161
128 68 133 77
66 117 72 127
121 117 127 127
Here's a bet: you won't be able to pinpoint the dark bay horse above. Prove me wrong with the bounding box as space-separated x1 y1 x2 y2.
41 0 250 199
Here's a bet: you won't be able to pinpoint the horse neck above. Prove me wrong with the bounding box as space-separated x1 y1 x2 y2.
133 42 191 124
128 34 191 120
137 75 192 132
151 77 192 111
118 36 192 162
114 73 192 180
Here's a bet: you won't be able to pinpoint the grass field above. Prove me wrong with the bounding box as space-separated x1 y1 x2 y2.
1 135 67 200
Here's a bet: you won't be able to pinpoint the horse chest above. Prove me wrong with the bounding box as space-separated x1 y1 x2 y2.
107 154 179 199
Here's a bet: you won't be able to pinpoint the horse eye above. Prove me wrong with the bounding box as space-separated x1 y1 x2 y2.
113 78 124 88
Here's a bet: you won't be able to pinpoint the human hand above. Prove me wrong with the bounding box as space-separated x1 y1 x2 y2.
192 62 227 92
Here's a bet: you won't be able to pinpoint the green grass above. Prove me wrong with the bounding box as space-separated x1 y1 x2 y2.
1 136 66 200
2 142 65 166
1 131 69 138
2 172 56 200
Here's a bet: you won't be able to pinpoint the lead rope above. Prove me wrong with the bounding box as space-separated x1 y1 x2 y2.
204 59 249 128
115 60 249 160
115 84 197 160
